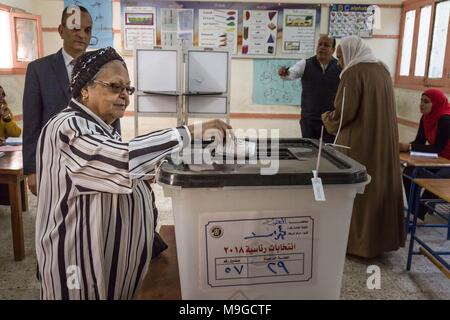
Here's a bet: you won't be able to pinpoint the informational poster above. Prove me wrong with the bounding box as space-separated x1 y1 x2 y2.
253 59 301 106
201 215 315 288
281 9 316 55
242 10 278 56
64 0 113 48
161 8 194 47
123 7 156 49
328 4 374 38
199 9 238 54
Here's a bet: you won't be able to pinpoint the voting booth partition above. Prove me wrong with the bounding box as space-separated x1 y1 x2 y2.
134 44 231 135
157 139 370 299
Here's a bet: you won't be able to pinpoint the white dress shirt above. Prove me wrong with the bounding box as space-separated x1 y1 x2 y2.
61 48 75 81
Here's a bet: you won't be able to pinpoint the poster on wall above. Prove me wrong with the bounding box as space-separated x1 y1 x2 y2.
328 4 374 38
242 10 278 56
124 7 156 49
120 1 320 60
281 9 316 56
161 8 194 47
253 59 301 106
198 9 238 54
64 0 113 48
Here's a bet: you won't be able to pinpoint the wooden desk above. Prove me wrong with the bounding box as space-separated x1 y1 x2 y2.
138 225 182 299
406 178 450 278
400 152 450 167
413 179 450 203
400 152 450 234
0 151 28 261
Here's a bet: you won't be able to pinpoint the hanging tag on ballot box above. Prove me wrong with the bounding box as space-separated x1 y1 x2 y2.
311 127 326 201
312 170 326 201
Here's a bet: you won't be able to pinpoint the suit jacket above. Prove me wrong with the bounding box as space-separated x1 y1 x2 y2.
23 49 120 175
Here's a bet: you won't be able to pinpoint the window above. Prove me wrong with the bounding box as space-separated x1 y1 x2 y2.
0 5 43 74
396 0 450 90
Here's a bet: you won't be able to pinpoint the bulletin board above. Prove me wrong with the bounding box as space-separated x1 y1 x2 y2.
328 4 375 38
253 59 301 106
120 1 321 59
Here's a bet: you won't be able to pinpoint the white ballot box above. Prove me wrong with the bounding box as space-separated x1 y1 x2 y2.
157 139 369 299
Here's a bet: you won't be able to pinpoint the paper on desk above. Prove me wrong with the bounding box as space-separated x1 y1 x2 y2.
5 137 22 145
0 145 22 151
410 151 438 159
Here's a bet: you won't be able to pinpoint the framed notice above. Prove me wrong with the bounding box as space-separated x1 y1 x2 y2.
328 4 375 38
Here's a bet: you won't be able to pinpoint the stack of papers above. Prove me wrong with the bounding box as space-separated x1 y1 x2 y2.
410 151 438 158
5 137 22 145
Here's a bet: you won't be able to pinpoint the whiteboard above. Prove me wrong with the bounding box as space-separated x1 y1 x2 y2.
188 51 228 93
137 49 178 92
137 95 177 113
188 96 227 114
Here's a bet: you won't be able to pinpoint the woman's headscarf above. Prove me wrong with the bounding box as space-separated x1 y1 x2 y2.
422 88 450 145
339 35 389 78
70 46 125 99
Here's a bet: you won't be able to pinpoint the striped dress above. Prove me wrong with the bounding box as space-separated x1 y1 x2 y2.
35 99 190 299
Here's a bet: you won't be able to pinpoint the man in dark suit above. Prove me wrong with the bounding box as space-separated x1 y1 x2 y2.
23 5 94 194
23 5 167 259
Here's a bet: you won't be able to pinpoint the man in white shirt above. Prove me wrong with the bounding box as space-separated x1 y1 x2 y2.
278 35 341 143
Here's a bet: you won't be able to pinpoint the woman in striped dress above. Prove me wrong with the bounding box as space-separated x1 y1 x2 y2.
35 47 231 299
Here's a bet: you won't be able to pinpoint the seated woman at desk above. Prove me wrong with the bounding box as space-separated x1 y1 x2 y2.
35 47 231 299
0 85 22 145
399 88 450 220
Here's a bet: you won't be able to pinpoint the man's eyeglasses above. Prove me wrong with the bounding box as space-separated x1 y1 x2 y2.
93 80 135 95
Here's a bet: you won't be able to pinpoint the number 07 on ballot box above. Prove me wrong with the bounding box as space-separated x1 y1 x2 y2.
157 138 370 299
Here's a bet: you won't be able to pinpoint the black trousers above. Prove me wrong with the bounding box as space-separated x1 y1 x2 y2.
300 117 335 143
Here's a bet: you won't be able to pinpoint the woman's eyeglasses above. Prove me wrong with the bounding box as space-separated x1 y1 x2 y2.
93 80 135 95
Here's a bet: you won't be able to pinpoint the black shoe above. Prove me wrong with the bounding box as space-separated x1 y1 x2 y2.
151 232 168 259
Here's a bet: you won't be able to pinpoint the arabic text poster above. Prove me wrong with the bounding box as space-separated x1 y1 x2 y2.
201 215 316 287
282 9 316 55
242 10 278 56
124 7 156 49
199 9 238 54
161 8 194 47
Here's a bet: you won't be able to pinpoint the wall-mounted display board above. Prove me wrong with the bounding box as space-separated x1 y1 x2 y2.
134 45 230 135
328 4 375 38
120 1 321 59
253 59 301 106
